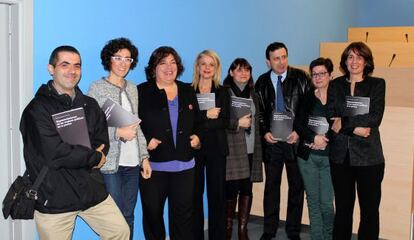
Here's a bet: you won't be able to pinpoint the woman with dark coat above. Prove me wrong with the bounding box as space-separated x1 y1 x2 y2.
294 57 334 240
138 46 201 240
327 42 386 240
191 50 230 240
223 58 263 240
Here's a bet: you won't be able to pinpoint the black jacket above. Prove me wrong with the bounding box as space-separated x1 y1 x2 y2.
138 80 202 162
255 67 311 134
294 89 330 160
196 85 230 156
327 75 385 166
20 81 109 214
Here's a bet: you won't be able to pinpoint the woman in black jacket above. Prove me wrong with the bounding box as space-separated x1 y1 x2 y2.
191 49 230 240
294 57 334 240
327 42 386 240
138 46 201 240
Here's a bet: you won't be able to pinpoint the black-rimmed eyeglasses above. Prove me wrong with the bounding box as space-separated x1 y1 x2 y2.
311 72 328 78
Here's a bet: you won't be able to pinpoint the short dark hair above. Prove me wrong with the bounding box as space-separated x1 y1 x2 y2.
265 42 288 60
49 45 80 67
223 58 254 89
100 37 138 71
339 41 374 77
309 57 334 74
145 46 184 81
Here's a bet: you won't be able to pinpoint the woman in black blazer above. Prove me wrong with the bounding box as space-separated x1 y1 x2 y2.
138 46 201 240
327 42 386 240
191 50 230 240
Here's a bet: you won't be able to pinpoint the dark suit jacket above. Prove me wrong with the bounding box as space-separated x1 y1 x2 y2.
138 80 201 162
327 75 385 166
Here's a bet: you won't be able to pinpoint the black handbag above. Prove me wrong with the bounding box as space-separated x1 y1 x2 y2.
2 167 48 220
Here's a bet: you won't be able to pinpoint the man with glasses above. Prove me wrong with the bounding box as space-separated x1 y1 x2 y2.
20 45 130 239
255 42 311 240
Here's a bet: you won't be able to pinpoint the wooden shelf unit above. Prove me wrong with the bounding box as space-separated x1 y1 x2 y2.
320 42 414 68
348 26 414 43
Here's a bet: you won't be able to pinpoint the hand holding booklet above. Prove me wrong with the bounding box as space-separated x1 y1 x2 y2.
51 107 91 148
196 93 215 111
230 96 252 119
271 111 293 142
307 116 329 135
305 116 329 148
101 98 141 127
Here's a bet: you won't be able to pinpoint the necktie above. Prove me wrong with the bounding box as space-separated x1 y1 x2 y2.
276 75 285 112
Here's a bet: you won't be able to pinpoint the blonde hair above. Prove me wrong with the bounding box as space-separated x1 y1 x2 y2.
192 50 222 90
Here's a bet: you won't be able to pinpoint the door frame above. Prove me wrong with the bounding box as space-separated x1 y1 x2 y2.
0 0 34 239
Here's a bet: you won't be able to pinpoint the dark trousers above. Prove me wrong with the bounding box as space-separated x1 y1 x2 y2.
226 154 253 199
330 161 384 240
263 143 304 237
193 153 227 240
140 168 195 240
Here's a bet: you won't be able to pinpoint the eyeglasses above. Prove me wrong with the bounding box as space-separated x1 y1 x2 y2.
311 71 328 78
111 56 134 63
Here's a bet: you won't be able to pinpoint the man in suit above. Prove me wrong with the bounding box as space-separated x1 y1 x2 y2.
255 42 311 240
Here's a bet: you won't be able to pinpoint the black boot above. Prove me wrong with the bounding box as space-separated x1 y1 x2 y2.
226 199 237 240
238 195 252 240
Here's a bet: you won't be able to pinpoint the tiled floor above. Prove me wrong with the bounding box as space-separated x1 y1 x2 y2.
204 215 373 240
224 216 311 240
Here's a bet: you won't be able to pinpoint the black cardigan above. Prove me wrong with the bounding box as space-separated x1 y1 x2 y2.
327 75 386 166
196 85 230 156
138 80 202 162
294 89 330 160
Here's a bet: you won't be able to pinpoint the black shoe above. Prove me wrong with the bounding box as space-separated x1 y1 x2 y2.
288 236 301 240
259 232 275 240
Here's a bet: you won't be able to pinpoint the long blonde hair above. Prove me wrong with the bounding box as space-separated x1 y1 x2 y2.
192 50 222 90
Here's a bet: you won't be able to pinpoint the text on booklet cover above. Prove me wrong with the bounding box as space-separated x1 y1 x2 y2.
271 112 293 141
344 96 370 116
307 116 329 135
196 93 215 110
230 96 252 119
52 107 91 149
102 98 141 127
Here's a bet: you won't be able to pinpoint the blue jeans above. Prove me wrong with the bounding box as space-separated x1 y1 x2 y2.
103 166 140 240
298 154 334 240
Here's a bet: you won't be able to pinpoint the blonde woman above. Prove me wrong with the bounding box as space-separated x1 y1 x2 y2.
192 50 230 240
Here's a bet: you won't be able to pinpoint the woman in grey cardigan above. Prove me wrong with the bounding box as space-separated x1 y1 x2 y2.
223 58 263 240
88 38 151 240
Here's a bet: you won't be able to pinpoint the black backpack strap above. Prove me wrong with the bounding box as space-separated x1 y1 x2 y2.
26 166 48 200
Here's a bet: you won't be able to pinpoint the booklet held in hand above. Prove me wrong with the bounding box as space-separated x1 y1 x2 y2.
102 98 141 127
271 112 293 141
52 107 91 148
196 93 215 111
